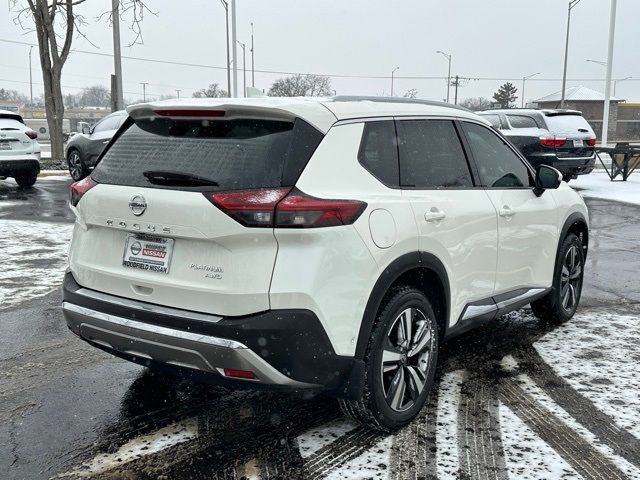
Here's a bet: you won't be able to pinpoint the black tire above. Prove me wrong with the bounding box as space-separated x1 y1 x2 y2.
339 286 439 431
14 172 37 187
67 148 88 181
531 233 584 323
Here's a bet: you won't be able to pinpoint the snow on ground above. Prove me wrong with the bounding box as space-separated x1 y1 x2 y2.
0 220 73 309
499 403 579 480
435 370 464 479
572 170 640 205
298 419 359 458
324 436 392 480
534 311 640 439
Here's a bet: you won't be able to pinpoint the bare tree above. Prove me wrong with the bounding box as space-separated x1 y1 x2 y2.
76 85 111 107
10 0 153 161
268 74 333 97
403 89 418 99
193 83 228 98
459 97 493 112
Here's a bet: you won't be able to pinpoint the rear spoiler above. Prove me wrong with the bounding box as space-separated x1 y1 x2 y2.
542 110 582 117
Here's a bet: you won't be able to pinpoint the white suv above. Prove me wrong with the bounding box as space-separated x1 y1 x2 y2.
62 97 588 430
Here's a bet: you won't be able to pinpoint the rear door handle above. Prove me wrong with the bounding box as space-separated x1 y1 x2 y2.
424 208 446 223
499 205 515 218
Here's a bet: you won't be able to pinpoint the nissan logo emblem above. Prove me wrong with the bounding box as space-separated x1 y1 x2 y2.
129 194 147 216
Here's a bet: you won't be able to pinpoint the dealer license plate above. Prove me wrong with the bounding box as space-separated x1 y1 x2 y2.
122 234 174 274
0 143 11 150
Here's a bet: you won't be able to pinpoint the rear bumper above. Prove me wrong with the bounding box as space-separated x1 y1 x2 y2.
0 158 40 176
62 273 361 395
526 153 596 176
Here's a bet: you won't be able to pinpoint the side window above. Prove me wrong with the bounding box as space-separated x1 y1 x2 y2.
462 122 532 188
482 114 502 129
507 115 538 129
93 115 120 133
358 121 399 187
398 119 473 188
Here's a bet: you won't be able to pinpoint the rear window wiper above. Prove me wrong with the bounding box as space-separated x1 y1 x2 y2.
143 170 219 186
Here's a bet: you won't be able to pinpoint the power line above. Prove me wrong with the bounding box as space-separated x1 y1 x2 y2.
2 37 637 83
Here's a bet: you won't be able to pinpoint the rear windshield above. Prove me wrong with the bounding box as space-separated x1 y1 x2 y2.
0 118 24 130
544 114 594 136
92 117 323 191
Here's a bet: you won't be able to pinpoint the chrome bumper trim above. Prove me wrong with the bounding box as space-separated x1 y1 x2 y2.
62 301 318 387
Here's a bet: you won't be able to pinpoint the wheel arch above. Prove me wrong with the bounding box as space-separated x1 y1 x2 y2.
558 212 589 262
355 251 450 360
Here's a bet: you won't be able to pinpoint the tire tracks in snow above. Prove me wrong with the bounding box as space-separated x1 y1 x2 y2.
514 343 640 469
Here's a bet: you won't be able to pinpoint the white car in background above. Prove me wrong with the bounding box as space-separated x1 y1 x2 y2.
62 97 589 430
0 110 41 187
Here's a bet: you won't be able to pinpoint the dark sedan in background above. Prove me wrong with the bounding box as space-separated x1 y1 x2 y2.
65 110 127 180
477 109 597 181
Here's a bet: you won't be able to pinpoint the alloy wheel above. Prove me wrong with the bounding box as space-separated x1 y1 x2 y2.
381 307 435 412
68 152 82 180
560 245 582 312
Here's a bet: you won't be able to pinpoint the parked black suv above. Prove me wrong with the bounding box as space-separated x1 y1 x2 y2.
477 109 596 181
65 110 127 180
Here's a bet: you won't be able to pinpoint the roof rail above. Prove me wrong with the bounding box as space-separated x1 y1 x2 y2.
331 95 471 112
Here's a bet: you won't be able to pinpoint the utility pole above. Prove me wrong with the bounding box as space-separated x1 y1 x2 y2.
237 41 246 97
602 0 617 147
219 1 231 98
614 76 631 96
28 46 33 106
140 82 149 102
522 72 540 108
436 50 452 103
250 22 255 88
561 0 582 108
453 75 460 105
176 89 181 99
111 0 124 111
231 0 238 97
390 66 399 97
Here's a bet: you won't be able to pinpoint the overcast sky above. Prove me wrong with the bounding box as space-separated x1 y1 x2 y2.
1 0 638 104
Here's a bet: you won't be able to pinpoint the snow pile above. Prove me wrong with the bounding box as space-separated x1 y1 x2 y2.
0 220 73 309
572 171 640 205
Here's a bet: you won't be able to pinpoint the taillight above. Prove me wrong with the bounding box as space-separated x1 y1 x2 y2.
207 187 291 227
25 129 37 140
540 137 567 148
205 187 367 228
275 188 367 228
70 177 98 207
222 368 257 380
586 137 597 146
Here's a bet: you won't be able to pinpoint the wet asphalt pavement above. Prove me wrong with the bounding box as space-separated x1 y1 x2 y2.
1 177 639 480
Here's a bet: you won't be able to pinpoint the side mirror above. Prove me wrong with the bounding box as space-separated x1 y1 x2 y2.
82 125 91 135
534 164 562 196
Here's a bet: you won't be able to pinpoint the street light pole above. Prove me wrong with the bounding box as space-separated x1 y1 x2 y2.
602 0 617 147
561 0 582 108
436 50 452 103
237 40 246 97
111 0 124 111
614 76 631 97
390 66 399 97
28 46 33 106
176 89 181 99
250 22 255 88
231 0 238 97
522 72 540 108
219 1 231 98
140 82 148 102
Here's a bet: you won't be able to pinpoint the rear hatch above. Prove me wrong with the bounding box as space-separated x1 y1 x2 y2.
0 115 35 157
542 112 596 159
69 108 323 316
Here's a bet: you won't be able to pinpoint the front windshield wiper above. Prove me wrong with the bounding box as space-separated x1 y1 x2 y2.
143 170 219 186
